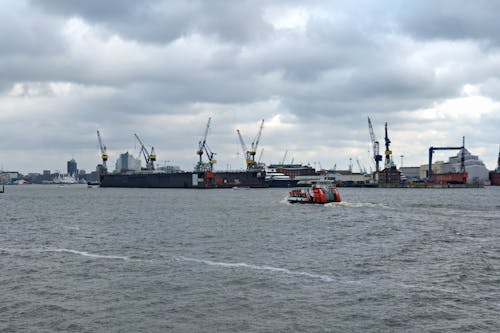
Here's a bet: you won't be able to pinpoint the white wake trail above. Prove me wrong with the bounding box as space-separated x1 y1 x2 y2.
176 256 334 282
46 248 129 260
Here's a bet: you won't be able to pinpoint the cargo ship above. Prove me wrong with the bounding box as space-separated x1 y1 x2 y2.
100 170 267 188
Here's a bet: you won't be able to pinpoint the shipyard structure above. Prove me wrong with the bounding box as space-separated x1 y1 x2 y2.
96 119 268 189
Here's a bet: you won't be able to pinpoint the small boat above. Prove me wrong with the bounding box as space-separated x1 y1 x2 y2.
287 181 341 204
87 181 100 188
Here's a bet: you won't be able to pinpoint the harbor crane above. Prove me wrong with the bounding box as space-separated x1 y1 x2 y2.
356 158 366 174
195 117 217 172
384 122 394 169
96 130 108 173
236 119 264 170
428 136 465 178
281 150 288 165
367 117 382 173
257 148 264 164
134 133 156 170
497 145 500 172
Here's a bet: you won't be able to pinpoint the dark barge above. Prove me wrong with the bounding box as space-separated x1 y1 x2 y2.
100 170 267 188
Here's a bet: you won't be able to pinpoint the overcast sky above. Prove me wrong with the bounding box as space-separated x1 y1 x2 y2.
1 0 499 174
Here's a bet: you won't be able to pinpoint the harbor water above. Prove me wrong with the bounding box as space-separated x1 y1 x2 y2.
1 185 500 332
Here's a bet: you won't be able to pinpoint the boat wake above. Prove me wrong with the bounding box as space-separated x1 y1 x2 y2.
176 256 334 282
2 246 334 282
279 196 292 205
44 248 129 260
325 201 391 209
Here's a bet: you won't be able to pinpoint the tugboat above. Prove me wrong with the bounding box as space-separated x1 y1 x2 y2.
287 181 341 204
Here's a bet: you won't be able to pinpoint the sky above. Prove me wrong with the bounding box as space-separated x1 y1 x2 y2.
1 0 499 174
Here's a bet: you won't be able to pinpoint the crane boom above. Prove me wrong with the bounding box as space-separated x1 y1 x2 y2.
384 122 393 168
96 130 108 168
195 117 216 171
237 120 265 170
281 150 288 165
134 133 156 170
252 119 264 154
198 117 211 153
236 129 253 167
367 117 382 173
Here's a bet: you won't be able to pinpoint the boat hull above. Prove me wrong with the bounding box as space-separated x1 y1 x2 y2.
100 170 267 189
287 183 341 204
490 172 500 186
265 179 299 188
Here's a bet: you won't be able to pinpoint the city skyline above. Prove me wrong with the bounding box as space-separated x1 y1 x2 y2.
1 1 499 174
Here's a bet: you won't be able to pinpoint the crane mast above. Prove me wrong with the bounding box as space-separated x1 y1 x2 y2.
281 150 288 165
251 119 265 160
134 133 156 170
367 117 382 174
96 130 108 172
195 117 216 172
236 119 265 170
384 122 394 169
497 145 500 172
236 129 253 168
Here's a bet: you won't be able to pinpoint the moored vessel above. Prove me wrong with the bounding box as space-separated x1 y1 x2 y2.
287 181 341 204
100 170 267 188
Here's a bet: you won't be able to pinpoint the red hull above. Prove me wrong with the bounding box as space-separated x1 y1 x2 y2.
490 172 500 186
430 172 467 184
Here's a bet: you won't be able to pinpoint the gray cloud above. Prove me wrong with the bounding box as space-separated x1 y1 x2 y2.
1 0 499 173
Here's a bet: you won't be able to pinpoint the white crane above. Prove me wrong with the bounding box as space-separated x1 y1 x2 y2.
367 117 382 173
195 117 216 172
96 130 108 171
236 119 265 170
134 133 156 170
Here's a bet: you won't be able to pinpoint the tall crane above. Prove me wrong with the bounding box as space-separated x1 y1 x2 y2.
428 136 466 178
134 133 156 170
356 158 366 174
367 117 382 173
195 117 216 172
96 130 108 173
236 119 265 170
237 129 252 169
497 145 500 172
384 122 394 169
281 150 288 165
257 148 264 164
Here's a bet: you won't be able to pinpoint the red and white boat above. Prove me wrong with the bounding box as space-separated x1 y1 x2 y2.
287 181 341 204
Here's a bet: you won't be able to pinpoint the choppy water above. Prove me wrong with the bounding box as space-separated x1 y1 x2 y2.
1 185 499 332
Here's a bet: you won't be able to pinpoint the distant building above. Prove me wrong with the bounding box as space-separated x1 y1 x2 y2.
378 167 401 185
157 165 182 173
399 167 421 181
328 170 372 184
67 159 78 176
0 171 21 184
115 152 141 172
42 170 52 181
421 149 490 184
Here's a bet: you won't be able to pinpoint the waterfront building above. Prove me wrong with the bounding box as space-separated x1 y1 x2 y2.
67 159 78 176
115 152 141 172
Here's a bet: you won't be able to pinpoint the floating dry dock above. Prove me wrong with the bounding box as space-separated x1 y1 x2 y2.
99 170 267 188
